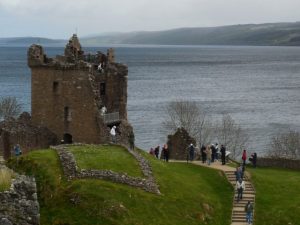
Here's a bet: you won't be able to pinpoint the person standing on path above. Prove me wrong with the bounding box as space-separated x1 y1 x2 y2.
206 145 212 165
188 143 195 161
154 146 160 159
110 126 117 143
162 144 169 162
14 144 22 157
220 144 226 165
251 152 257 168
128 130 135 150
242 149 247 166
211 144 216 162
201 145 206 163
245 201 254 224
236 178 245 202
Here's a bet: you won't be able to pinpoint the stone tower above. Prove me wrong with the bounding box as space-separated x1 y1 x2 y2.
27 34 132 145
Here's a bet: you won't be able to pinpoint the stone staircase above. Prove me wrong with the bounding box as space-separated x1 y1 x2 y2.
225 170 256 225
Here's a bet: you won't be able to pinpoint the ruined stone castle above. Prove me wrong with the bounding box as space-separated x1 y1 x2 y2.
28 34 132 145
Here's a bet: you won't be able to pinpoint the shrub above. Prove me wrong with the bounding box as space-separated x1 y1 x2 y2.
0 168 14 191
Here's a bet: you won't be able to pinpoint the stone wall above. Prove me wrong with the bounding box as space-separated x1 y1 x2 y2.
0 113 57 160
257 158 300 170
52 145 160 194
167 128 196 160
0 166 40 225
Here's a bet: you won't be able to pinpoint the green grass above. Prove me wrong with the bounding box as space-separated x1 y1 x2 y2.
7 146 233 225
0 167 14 191
69 145 143 177
249 167 300 225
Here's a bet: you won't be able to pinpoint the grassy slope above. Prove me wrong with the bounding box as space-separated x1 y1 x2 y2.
7 146 233 225
249 167 300 225
69 145 143 177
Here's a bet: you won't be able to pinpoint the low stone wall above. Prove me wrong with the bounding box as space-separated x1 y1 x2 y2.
257 158 300 170
52 145 160 194
0 166 40 225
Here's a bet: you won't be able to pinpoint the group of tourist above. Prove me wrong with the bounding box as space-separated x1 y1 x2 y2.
149 144 169 162
200 143 227 165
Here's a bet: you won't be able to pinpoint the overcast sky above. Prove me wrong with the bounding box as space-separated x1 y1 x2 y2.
1 0 300 38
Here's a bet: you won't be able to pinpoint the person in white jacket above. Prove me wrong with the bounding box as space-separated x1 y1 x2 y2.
110 126 116 143
236 178 245 202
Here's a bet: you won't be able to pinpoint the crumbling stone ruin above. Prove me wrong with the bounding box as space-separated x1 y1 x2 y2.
52 144 160 194
0 112 57 160
0 165 40 225
167 128 196 160
27 34 133 147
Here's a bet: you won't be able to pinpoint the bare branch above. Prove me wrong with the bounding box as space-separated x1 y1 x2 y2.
0 96 22 121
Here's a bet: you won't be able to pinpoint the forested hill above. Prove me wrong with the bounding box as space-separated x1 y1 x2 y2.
2 22 300 46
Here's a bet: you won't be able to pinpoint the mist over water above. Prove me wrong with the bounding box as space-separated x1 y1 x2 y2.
0 45 300 156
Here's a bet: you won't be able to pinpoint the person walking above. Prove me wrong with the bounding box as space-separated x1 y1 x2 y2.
220 144 226 165
245 201 254 224
110 126 117 143
201 145 206 163
206 145 212 165
236 178 245 202
242 149 247 166
235 165 244 181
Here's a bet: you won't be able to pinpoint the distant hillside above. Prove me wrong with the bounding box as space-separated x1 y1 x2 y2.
81 22 300 46
0 37 65 47
2 22 300 46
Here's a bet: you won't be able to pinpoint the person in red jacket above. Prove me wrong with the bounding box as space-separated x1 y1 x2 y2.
242 149 247 166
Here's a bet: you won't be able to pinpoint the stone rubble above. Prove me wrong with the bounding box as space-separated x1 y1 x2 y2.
0 167 40 225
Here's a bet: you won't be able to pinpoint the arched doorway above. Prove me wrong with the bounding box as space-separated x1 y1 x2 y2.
63 133 73 144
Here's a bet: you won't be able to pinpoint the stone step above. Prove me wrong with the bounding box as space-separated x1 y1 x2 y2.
231 222 248 225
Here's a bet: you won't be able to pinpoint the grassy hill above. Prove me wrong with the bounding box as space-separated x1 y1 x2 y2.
7 145 233 225
249 167 300 225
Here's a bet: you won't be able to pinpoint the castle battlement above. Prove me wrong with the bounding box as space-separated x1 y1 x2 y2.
27 34 132 145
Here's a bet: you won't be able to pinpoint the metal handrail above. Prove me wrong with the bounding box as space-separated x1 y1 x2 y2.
103 112 120 124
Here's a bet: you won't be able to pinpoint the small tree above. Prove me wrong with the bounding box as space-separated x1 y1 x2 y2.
267 131 300 159
162 100 212 147
0 96 22 121
215 114 249 159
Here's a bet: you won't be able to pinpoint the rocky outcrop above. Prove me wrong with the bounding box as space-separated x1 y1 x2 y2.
52 144 160 194
0 167 40 225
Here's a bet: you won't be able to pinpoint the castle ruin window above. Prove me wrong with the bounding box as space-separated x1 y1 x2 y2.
64 107 72 122
53 81 59 92
100 83 106 95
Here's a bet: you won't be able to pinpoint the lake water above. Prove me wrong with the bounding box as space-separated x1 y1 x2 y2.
0 45 300 156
